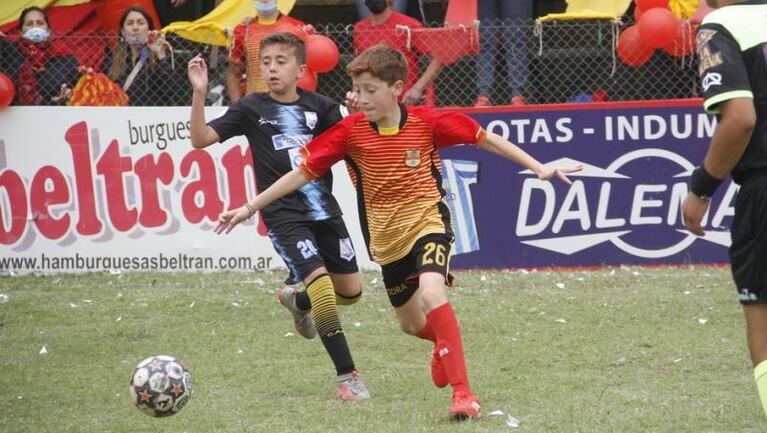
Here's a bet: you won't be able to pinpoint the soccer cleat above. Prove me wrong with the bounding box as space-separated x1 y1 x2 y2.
336 370 371 401
277 286 316 339
431 345 448 388
448 391 481 420
473 96 491 107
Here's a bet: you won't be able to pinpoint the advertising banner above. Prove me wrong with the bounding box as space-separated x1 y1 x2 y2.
0 100 730 273
0 107 373 274
444 100 731 269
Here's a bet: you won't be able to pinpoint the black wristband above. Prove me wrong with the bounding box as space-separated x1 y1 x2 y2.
690 166 723 200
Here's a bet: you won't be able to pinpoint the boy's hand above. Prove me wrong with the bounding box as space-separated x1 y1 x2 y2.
188 55 209 95
345 91 361 113
214 206 253 234
537 165 582 184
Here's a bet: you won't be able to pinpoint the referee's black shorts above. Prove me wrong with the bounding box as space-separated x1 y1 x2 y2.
730 173 767 304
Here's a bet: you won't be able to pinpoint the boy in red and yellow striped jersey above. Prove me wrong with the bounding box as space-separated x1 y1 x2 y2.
214 44 581 420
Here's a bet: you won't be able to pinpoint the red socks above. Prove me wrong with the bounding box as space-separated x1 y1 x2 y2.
415 320 436 342
420 303 471 393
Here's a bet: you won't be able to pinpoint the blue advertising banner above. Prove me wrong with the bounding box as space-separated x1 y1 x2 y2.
441 99 733 269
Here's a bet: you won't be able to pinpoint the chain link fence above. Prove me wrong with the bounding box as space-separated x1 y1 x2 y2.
0 18 700 108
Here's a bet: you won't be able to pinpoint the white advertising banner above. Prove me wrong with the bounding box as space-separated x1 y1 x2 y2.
0 107 376 274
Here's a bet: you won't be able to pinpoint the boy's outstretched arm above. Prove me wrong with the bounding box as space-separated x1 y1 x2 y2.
188 56 220 148
214 168 311 234
478 131 582 184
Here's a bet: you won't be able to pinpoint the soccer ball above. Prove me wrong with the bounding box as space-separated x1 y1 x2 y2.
128 355 192 417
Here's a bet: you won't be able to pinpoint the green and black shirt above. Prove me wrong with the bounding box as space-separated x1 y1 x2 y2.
697 0 767 183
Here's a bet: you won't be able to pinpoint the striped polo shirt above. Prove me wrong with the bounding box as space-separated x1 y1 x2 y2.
300 105 485 265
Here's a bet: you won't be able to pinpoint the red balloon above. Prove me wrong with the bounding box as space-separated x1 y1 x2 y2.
635 0 669 10
638 7 679 48
634 7 644 23
297 67 317 91
662 22 696 57
306 34 339 73
618 25 655 67
273 22 308 41
0 72 15 109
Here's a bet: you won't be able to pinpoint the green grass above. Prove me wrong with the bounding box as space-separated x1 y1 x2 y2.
1 266 764 432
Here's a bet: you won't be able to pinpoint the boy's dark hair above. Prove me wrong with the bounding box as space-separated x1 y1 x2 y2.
346 44 407 85
259 32 307 65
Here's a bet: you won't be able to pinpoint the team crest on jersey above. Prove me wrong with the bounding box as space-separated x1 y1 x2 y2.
405 149 421 167
339 238 355 262
304 111 318 130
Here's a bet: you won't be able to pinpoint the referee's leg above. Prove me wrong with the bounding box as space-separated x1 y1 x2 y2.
743 305 767 418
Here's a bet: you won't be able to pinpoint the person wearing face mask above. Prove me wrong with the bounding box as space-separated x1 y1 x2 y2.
102 7 181 106
352 0 442 106
0 6 78 105
354 0 425 22
225 0 307 103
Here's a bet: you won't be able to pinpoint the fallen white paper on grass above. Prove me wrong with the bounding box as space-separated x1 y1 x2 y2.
697 318 708 325
39 346 48 355
556 283 565 289
487 409 520 428
506 414 520 427
284 332 294 337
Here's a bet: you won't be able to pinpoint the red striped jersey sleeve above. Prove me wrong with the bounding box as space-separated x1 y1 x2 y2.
417 108 486 148
299 113 360 179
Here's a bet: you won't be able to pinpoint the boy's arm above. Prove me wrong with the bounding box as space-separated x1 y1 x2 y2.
214 168 311 234
188 56 221 148
479 131 580 184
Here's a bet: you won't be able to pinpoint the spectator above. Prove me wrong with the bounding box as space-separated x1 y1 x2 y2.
474 0 532 106
355 0 425 22
0 6 78 105
353 0 442 106
152 0 188 27
226 0 305 103
104 7 181 106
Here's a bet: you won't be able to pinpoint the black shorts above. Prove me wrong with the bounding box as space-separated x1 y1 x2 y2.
730 175 767 304
381 233 455 308
268 217 359 285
